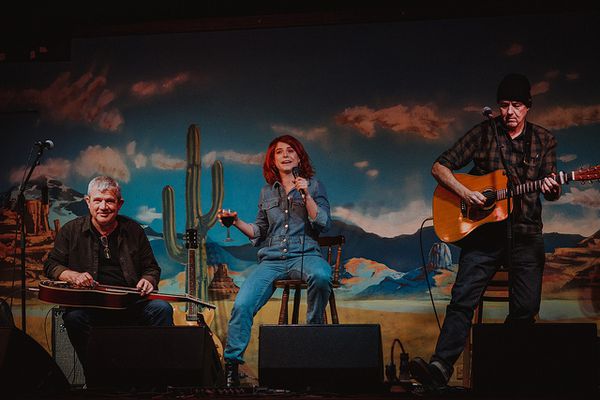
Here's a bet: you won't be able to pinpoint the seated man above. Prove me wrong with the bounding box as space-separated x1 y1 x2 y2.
44 176 173 372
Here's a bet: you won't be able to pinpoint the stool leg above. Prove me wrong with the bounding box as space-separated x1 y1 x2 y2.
278 286 290 324
476 301 483 324
463 327 472 388
291 285 301 324
328 292 339 324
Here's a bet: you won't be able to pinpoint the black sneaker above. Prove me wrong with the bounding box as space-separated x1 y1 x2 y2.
409 357 448 389
225 361 240 388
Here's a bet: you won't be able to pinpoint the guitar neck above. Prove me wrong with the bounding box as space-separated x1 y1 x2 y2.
100 284 215 309
187 248 199 319
147 291 216 309
496 170 574 200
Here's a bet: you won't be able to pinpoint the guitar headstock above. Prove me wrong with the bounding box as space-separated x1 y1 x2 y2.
185 228 198 249
573 165 600 183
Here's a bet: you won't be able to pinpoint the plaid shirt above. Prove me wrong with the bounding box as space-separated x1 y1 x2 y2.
436 116 557 234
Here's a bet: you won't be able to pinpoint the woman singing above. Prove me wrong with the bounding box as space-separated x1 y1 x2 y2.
221 135 332 387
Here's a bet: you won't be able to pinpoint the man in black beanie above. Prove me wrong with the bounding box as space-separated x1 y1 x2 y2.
409 73 561 390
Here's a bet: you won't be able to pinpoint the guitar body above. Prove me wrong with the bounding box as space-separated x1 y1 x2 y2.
433 170 512 243
433 165 600 243
38 280 216 310
39 281 134 309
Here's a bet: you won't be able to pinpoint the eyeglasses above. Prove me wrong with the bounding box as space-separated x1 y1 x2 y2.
100 236 111 259
498 101 526 110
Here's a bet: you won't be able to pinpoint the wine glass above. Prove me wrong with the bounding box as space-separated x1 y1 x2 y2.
221 209 236 242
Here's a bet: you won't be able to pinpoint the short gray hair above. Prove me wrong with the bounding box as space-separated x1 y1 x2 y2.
87 176 122 200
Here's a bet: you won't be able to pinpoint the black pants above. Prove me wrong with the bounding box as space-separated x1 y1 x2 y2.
430 224 545 375
62 299 173 372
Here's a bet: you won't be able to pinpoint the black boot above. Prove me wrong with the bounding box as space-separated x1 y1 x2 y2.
409 357 450 390
225 360 240 388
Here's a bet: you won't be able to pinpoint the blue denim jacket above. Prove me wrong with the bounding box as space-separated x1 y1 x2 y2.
249 178 331 260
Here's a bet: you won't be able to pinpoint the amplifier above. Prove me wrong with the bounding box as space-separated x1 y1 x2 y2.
259 324 384 392
52 307 85 386
472 323 598 395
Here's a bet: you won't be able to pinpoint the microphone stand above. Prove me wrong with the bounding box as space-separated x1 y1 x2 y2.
293 192 307 325
290 168 307 324
487 115 513 276
17 145 48 334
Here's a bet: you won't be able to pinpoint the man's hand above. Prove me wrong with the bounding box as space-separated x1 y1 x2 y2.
58 270 95 287
136 278 154 296
461 188 487 207
541 173 561 200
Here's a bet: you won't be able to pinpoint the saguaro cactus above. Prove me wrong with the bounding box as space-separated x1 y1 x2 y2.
162 124 224 301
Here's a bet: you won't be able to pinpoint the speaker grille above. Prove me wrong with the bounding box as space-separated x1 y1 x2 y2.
259 324 383 392
85 325 222 390
472 323 598 394
51 307 85 386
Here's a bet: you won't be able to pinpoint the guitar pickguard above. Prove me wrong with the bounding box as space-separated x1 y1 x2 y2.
466 202 495 221
465 188 497 221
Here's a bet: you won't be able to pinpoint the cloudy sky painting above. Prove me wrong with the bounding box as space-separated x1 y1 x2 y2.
1 12 599 243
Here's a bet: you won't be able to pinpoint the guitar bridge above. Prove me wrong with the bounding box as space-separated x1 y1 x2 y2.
460 200 467 217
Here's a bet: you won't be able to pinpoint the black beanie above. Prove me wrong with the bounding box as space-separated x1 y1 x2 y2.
496 73 532 107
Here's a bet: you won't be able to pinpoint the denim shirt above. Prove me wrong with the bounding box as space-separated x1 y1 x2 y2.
249 178 331 256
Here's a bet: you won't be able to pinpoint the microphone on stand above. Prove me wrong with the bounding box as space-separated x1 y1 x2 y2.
291 166 306 202
34 139 54 150
482 106 493 119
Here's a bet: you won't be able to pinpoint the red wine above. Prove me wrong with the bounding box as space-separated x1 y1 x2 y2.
221 215 235 227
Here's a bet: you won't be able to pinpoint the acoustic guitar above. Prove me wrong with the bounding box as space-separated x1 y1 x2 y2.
432 166 600 243
38 280 216 310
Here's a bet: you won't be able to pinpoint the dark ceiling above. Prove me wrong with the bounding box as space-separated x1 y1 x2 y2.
0 0 596 62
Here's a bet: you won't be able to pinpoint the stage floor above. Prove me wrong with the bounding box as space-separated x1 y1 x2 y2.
12 384 599 400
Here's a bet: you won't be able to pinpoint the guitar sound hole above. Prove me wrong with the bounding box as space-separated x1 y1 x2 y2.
467 189 496 221
481 189 496 210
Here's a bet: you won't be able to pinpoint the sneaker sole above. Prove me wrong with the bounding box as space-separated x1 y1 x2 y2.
409 358 434 386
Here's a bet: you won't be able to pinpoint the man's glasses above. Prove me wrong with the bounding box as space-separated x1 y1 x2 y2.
100 236 111 259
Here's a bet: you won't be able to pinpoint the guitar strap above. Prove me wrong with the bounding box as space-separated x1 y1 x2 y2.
522 122 534 172
505 121 534 185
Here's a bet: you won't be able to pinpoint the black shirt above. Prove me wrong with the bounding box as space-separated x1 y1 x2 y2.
91 224 128 287
436 117 558 234
44 215 161 289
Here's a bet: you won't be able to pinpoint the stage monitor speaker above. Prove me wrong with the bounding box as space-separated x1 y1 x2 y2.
259 324 383 392
0 327 70 395
86 325 223 390
472 323 598 395
52 307 85 386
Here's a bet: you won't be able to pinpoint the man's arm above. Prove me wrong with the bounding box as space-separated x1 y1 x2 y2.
539 133 561 201
44 223 95 287
137 232 161 291
432 161 487 206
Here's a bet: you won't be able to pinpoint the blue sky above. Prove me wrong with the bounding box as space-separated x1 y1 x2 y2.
1 13 599 241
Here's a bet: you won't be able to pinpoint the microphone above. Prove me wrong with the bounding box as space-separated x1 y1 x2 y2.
291 166 306 201
34 139 54 150
482 106 493 118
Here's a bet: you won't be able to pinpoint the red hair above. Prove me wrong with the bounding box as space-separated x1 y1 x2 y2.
263 135 315 185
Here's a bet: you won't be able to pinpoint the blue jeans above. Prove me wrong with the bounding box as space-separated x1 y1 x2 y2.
62 299 174 370
431 225 545 375
224 238 332 364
